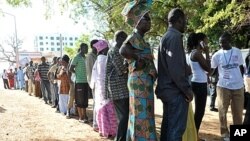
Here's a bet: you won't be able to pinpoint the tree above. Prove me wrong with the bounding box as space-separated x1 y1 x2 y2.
4 0 250 51
0 35 23 64
64 34 90 58
4 0 30 7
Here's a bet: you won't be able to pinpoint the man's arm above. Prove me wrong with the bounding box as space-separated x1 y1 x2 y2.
112 50 127 75
69 56 77 73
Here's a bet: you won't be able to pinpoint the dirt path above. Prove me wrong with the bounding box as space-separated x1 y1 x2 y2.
0 87 236 141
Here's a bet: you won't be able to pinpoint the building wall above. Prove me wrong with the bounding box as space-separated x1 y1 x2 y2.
34 33 79 54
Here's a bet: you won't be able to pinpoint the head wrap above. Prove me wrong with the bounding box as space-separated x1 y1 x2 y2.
93 40 108 53
121 0 152 27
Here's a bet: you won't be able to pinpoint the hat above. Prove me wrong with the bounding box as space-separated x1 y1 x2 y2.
121 0 152 27
93 40 108 53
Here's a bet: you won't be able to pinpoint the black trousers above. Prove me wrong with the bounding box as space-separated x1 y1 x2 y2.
113 98 129 141
244 94 250 125
191 82 207 133
3 79 9 89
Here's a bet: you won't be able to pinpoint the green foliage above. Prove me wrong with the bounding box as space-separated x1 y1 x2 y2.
5 0 31 7
5 0 250 51
67 0 250 51
64 34 90 58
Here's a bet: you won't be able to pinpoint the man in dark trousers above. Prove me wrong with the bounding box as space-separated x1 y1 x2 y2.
105 31 128 141
156 8 193 141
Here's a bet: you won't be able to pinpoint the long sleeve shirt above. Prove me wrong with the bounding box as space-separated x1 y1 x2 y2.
156 27 191 101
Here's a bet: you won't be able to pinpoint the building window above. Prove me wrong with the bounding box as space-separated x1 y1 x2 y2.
40 48 44 51
63 43 65 45
51 48 54 51
56 37 60 40
57 48 60 51
39 36 43 40
39 42 43 45
47 48 49 50
51 42 54 46
65 37 67 40
57 42 60 46
46 42 48 45
50 37 54 40
70 43 73 46
69 37 73 40
46 36 48 39
75 37 78 40
65 43 67 45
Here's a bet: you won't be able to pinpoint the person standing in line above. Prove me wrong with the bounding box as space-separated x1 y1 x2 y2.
26 61 35 96
85 39 98 127
2 69 10 89
48 57 59 108
120 1 157 140
38 56 52 104
34 66 42 98
7 69 15 89
211 32 244 141
17 66 24 90
187 32 211 141
23 63 29 92
105 30 129 141
14 68 19 89
66 59 76 119
90 40 117 138
57 55 70 115
156 8 193 141
70 43 89 123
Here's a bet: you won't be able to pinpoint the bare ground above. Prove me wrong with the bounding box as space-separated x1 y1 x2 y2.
0 88 237 141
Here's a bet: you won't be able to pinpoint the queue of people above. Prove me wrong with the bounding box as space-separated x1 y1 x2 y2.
2 1 250 141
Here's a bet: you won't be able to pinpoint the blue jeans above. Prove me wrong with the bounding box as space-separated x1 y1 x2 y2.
40 80 52 103
160 92 189 141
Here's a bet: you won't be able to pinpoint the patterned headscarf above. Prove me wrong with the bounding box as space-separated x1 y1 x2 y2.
122 0 153 27
93 40 108 53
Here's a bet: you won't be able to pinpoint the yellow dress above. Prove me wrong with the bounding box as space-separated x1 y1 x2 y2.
182 103 198 141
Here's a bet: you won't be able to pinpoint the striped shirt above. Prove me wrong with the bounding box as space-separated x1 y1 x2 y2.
71 53 87 83
38 63 50 81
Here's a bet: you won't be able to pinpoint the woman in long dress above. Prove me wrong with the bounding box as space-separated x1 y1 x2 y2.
120 1 157 140
8 69 15 89
34 67 42 98
90 40 117 138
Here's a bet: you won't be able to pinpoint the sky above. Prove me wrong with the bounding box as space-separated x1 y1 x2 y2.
0 0 94 52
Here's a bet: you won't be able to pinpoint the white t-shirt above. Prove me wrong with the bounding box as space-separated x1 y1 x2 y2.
211 47 244 89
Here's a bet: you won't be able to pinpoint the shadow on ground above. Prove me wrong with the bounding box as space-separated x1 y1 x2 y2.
0 106 6 113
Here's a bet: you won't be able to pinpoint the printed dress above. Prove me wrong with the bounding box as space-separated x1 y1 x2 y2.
126 31 157 141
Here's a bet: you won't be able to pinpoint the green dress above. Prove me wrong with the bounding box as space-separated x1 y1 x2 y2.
126 31 157 141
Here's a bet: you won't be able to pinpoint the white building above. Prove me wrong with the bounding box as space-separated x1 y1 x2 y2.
34 33 79 56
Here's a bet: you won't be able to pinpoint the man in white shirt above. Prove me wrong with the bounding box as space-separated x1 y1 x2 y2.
211 32 244 140
2 69 10 89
